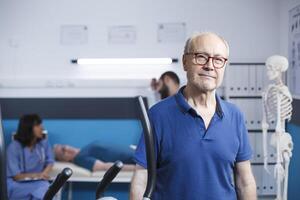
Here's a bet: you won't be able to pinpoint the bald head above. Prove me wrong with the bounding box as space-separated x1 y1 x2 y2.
184 32 229 57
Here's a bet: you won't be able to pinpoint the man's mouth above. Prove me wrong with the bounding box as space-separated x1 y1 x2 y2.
198 74 216 79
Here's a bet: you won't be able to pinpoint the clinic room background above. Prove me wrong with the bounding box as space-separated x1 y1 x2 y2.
0 0 300 200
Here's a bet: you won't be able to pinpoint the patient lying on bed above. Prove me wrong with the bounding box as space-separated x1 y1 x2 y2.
53 140 136 172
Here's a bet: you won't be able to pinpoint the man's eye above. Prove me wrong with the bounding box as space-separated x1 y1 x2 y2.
214 58 224 63
196 55 208 60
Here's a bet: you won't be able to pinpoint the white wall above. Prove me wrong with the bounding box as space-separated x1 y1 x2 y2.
0 0 281 97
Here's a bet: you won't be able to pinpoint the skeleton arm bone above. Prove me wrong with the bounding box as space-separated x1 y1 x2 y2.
262 89 270 172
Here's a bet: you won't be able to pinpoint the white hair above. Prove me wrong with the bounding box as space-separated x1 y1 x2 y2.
183 31 230 57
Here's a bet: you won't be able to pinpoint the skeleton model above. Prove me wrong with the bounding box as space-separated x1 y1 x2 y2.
262 55 293 200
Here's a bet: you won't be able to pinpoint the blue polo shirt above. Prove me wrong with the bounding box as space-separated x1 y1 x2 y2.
134 86 252 200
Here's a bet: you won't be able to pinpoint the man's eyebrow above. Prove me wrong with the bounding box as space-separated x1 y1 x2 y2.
193 52 226 57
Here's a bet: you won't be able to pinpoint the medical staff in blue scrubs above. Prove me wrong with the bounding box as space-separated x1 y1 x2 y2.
6 114 54 200
131 32 257 200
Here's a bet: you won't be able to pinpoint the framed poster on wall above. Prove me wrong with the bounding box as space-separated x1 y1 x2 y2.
288 4 300 99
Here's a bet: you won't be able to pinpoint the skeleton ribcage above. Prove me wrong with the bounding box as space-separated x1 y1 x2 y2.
265 86 292 124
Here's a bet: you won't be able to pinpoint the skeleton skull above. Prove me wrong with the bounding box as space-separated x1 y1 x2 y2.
266 55 289 80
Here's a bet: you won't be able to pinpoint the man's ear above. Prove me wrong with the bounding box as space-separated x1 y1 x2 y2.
182 55 188 71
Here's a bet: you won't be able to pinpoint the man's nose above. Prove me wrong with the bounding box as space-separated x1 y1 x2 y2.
203 58 214 71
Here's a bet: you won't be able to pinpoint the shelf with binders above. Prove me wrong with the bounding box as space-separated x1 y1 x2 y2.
224 63 269 98
252 164 277 196
248 131 277 164
249 131 277 197
227 97 276 131
224 63 277 199
224 63 275 130
247 129 277 196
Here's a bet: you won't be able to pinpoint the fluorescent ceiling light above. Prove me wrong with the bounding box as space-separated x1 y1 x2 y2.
71 58 178 65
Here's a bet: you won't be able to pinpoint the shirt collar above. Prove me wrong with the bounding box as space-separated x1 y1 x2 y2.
175 86 224 118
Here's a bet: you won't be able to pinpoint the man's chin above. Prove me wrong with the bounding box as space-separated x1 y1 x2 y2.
193 83 216 92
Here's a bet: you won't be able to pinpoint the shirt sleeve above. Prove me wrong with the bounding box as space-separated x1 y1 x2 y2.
6 142 22 178
235 112 253 162
43 139 55 166
133 110 160 169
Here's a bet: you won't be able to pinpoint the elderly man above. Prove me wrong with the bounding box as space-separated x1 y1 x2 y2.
130 32 256 200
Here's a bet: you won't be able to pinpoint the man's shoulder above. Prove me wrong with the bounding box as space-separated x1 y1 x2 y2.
149 96 177 116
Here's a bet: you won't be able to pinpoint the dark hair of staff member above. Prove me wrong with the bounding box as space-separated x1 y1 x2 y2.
151 71 180 99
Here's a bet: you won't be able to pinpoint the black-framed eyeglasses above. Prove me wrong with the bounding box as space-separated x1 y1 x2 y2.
185 53 228 69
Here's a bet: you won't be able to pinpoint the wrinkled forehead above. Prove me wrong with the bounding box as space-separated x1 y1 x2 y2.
190 35 228 57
